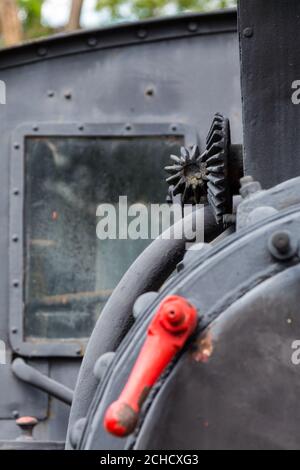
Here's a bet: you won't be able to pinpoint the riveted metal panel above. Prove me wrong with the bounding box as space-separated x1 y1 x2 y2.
9 122 196 357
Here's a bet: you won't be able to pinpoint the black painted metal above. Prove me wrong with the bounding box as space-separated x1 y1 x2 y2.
12 359 73 405
239 0 300 187
0 10 241 445
135 264 300 450
0 10 237 71
67 205 220 449
79 194 300 449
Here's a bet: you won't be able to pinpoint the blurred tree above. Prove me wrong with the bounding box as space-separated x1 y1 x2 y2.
96 0 237 21
0 0 237 47
0 0 23 46
66 0 84 31
18 0 53 40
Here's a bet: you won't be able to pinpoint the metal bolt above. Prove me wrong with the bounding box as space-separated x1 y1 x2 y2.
223 214 236 227
12 234 19 242
13 280 19 288
188 22 198 32
11 327 18 334
87 37 98 47
78 125 84 131
271 232 291 255
243 27 253 38
37 47 48 57
269 230 298 261
12 410 19 419
33 125 39 132
171 124 177 132
137 28 147 39
14 143 20 150
13 188 19 196
125 124 132 131
177 261 184 272
47 90 55 98
240 175 262 198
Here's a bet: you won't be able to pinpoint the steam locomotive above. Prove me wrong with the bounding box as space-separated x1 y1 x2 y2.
0 0 299 451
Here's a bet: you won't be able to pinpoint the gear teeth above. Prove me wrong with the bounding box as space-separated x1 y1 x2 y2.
206 142 225 159
208 194 223 223
205 113 232 225
181 147 189 160
206 164 225 174
170 154 181 164
207 181 225 198
190 145 200 161
166 172 182 184
165 145 207 205
164 165 183 174
165 113 232 222
173 177 185 195
206 153 224 166
206 174 225 185
206 130 224 149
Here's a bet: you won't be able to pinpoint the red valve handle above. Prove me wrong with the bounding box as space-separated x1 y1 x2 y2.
104 295 198 437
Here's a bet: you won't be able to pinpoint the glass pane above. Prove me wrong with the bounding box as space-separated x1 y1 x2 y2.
24 136 182 340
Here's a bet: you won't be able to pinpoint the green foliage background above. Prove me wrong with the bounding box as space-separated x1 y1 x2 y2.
95 0 237 21
17 0 237 40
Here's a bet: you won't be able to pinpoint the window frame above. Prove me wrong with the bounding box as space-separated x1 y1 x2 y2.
9 122 198 357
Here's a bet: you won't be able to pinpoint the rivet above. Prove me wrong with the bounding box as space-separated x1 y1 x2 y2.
177 262 184 272
37 47 48 57
11 327 18 334
272 232 291 255
14 143 20 150
243 27 253 38
47 90 55 98
125 124 132 131
33 125 39 132
171 124 177 132
188 22 198 32
13 188 20 196
13 280 19 288
12 234 19 243
78 125 84 131
12 410 19 419
87 37 98 47
268 230 298 261
137 28 147 39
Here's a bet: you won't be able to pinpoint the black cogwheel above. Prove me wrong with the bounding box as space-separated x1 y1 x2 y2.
205 113 232 224
165 145 208 205
165 113 232 224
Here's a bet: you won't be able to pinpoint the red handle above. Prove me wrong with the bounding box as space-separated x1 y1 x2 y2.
104 295 198 437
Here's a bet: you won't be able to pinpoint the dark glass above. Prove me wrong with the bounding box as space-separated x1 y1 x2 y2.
24 136 182 339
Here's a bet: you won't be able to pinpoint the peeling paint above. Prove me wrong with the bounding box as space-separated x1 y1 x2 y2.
192 331 213 363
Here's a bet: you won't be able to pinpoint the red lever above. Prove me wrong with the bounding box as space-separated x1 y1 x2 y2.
104 295 198 437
